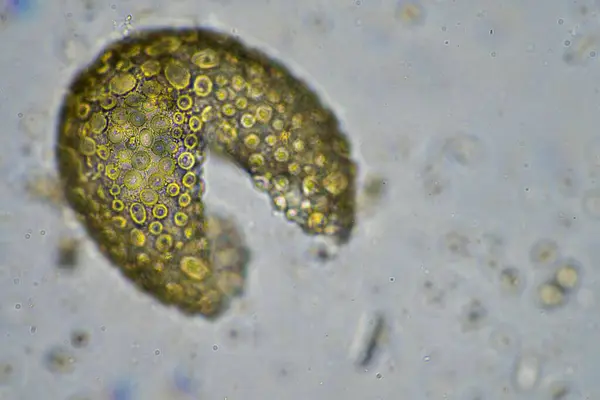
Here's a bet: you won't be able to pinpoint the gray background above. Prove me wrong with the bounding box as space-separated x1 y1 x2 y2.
1 0 599 399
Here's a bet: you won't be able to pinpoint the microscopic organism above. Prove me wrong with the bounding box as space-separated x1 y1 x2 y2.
55 27 357 317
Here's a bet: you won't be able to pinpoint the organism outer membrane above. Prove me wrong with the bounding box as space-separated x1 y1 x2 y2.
56 28 357 317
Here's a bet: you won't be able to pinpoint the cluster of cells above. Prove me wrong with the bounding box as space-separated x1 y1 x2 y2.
529 238 583 309
55 28 357 317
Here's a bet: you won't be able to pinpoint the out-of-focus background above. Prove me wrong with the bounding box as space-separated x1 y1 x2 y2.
1 0 600 399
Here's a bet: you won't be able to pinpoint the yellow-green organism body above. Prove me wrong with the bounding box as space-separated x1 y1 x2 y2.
56 28 357 317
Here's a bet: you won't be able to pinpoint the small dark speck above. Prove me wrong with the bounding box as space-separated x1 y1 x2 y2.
212 345 219 351
70 330 90 348
310 242 336 262
17 113 23 118
316 246 331 261
489 29 494 35
376 372 383 379
13 278 19 285
389 277 395 282
29 326 37 334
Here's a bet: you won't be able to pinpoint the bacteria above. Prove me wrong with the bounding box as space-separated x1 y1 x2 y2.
55 27 357 317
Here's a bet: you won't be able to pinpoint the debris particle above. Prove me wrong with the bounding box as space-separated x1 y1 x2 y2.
308 239 339 262
582 187 600 218
546 381 581 400
0 362 14 385
512 353 540 392
488 325 520 354
44 346 76 374
396 2 426 26
499 267 523 294
460 299 488 331
442 133 484 167
563 34 598 66
26 175 64 208
357 174 388 217
70 330 90 348
529 238 560 267
217 315 258 350
57 238 80 269
206 214 250 299
444 231 470 257
349 311 385 368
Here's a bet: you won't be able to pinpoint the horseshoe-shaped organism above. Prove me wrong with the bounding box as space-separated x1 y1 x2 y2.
56 27 357 317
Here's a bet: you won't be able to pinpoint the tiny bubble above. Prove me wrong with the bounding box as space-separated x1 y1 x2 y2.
212 345 219 351
558 18 564 25
491 51 497 57
376 372 383 379
13 278 19 285
154 349 161 355
423 355 431 362
25 233 31 239
564 40 571 46
40 230 46 236
17 113 23 118
15 303 21 310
